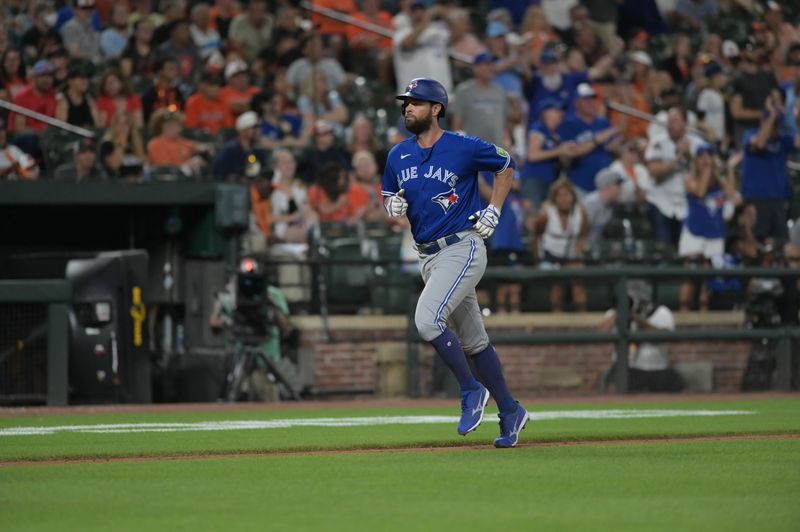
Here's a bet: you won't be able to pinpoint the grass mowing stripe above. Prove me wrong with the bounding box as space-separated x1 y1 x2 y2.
1 439 797 532
0 398 797 461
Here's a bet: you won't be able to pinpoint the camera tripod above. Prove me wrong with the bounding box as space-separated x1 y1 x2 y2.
223 336 301 402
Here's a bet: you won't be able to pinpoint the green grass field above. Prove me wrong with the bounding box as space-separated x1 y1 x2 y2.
2 396 799 531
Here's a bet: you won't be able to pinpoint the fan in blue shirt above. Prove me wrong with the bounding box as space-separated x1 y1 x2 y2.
740 96 800 240
557 83 620 194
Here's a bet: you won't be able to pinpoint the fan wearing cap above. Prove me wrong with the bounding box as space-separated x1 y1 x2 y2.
392 1 453 95
581 167 625 254
55 63 100 129
0 117 39 180
740 93 800 241
695 61 728 146
521 97 569 210
597 279 680 392
212 111 268 181
450 52 512 146
219 59 260 126
8 59 56 135
557 82 620 196
140 56 185 126
524 37 618 126
60 0 101 64
147 108 213 178
297 119 351 183
483 19 527 104
184 71 230 135
53 137 106 181
678 143 739 310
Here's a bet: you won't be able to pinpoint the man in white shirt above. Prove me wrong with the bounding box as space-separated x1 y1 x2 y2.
644 106 703 247
392 1 452 94
598 280 684 392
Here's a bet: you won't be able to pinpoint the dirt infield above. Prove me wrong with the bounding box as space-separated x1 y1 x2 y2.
2 433 797 468
1 392 797 418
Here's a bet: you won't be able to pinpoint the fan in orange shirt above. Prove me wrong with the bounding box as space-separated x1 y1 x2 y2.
311 0 356 37
147 108 213 177
219 59 260 126
184 71 232 135
308 161 367 224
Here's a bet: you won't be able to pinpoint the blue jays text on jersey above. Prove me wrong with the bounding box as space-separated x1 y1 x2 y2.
382 131 515 244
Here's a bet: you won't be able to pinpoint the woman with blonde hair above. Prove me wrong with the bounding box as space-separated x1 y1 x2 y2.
99 112 147 179
519 5 557 68
678 144 739 310
532 178 589 312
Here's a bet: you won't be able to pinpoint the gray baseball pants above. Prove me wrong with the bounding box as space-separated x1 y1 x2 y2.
415 230 490 354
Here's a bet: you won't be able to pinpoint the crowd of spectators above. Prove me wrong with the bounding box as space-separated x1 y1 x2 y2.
2 0 800 312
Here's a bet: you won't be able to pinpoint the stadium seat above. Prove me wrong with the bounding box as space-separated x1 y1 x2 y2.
320 237 372 308
42 128 81 174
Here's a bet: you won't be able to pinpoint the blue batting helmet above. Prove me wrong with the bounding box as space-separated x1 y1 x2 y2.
396 78 448 118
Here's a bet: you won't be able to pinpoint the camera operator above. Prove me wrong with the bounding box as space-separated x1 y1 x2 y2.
209 257 300 400
597 280 684 392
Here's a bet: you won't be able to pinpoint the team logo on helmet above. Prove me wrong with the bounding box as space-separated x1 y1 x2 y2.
432 188 459 213
407 80 418 91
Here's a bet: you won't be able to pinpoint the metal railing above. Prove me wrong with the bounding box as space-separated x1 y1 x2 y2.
404 265 800 395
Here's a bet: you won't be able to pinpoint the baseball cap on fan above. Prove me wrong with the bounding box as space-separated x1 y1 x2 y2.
595 168 624 189
236 111 259 131
224 60 248 80
486 21 508 39
473 52 494 65
576 83 597 98
722 40 740 59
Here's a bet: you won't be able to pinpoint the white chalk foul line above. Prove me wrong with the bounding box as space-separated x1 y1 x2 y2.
0 409 755 437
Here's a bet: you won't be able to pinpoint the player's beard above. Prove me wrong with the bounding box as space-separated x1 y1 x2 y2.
405 108 433 135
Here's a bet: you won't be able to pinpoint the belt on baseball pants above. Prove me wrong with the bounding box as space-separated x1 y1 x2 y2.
416 231 469 255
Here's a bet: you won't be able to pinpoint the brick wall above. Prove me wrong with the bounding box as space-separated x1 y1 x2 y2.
300 324 754 396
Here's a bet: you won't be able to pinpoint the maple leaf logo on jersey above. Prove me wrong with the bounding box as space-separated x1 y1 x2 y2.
432 188 459 213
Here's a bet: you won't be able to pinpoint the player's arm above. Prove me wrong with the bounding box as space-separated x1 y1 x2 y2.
488 166 514 210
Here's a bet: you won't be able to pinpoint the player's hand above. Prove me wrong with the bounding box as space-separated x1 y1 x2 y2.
385 189 408 217
469 204 501 239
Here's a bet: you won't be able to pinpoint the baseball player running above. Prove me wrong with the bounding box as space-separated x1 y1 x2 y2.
383 78 528 448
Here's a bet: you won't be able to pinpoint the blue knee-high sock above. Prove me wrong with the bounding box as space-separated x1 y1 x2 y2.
430 329 480 392
472 344 517 413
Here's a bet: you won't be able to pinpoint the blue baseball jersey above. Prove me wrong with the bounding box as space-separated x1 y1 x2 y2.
481 171 526 253
520 121 560 184
382 131 514 243
741 128 796 200
557 115 613 192
685 185 726 239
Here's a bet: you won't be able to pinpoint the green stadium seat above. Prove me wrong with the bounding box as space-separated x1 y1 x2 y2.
321 237 372 307
42 128 81 174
